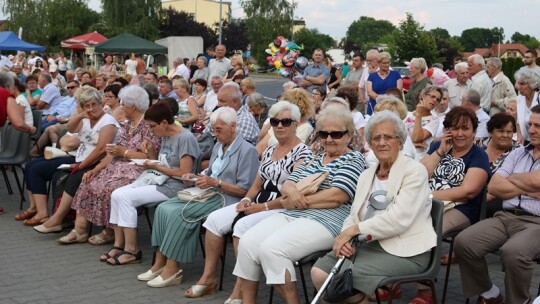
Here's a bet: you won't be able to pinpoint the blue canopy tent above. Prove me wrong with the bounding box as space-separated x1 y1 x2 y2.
0 31 45 52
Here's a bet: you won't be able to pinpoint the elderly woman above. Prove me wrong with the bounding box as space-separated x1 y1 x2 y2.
173 78 198 128
257 88 314 155
364 95 416 167
190 56 209 93
104 102 200 265
405 57 432 111
137 106 259 287
224 54 245 84
415 106 491 302
476 113 521 218
514 69 540 145
404 85 443 160
240 77 256 104
311 110 437 304
22 74 42 108
247 92 268 129
366 52 403 115
184 102 312 300
232 105 366 304
20 86 119 226
36 87 160 243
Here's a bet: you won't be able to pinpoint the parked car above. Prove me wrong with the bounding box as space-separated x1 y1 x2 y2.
393 66 411 92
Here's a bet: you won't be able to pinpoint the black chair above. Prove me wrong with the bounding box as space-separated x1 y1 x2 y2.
0 125 31 203
268 250 330 304
374 199 444 304
441 187 487 304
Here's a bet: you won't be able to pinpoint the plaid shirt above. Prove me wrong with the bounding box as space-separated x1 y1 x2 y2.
498 145 540 215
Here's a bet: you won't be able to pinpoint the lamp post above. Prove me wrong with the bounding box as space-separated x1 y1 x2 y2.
219 0 223 45
291 0 295 41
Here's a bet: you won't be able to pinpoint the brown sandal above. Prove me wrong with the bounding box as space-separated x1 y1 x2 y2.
15 209 37 221
23 216 49 226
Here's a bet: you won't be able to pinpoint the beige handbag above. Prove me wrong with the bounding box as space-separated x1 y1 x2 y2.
295 155 329 195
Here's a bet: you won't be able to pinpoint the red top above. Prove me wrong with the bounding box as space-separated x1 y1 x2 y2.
0 87 11 127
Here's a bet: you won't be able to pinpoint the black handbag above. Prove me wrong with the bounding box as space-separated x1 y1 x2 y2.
323 250 360 302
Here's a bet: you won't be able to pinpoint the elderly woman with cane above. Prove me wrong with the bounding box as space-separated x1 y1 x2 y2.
311 110 437 303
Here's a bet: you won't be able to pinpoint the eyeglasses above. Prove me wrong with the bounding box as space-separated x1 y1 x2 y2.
66 86 77 90
371 134 400 143
318 130 348 139
427 94 441 102
269 118 296 127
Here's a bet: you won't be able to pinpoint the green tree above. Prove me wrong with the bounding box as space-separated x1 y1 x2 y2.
159 8 217 50
239 0 295 63
434 36 463 69
1 0 48 47
430 27 451 40
460 27 504 51
393 13 438 65
511 31 540 49
101 0 162 40
220 19 250 56
346 16 396 52
293 28 334 58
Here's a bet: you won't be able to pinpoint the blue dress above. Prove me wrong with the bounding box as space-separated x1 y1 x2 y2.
367 70 402 115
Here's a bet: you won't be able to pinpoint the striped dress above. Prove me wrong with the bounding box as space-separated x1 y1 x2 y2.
283 151 367 237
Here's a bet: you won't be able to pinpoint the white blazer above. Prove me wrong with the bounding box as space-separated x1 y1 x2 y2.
342 153 436 257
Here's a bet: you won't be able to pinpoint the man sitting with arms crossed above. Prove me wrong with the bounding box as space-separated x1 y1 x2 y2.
454 104 540 304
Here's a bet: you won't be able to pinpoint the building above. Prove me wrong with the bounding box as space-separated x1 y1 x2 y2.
293 19 306 34
463 43 529 59
162 0 231 27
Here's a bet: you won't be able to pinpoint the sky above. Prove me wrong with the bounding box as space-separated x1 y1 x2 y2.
84 0 540 42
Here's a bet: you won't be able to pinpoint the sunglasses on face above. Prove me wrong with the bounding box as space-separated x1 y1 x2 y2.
318 130 348 139
66 86 77 90
269 118 296 127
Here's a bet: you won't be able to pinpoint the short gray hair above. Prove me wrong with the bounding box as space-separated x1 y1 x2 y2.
219 84 242 103
486 57 502 70
455 62 468 73
118 85 150 112
514 68 540 90
246 92 266 108
365 110 408 148
268 100 301 121
316 104 355 136
464 89 481 106
282 81 296 90
0 71 14 88
197 56 208 65
410 57 427 73
321 97 349 110
210 106 237 126
77 86 102 106
468 54 486 69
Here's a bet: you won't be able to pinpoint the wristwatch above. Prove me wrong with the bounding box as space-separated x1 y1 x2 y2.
217 179 222 188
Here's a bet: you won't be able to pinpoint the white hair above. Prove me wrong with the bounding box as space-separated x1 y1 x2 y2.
365 110 408 147
118 85 150 112
410 57 428 73
455 62 468 73
210 106 237 126
268 100 301 121
468 54 486 69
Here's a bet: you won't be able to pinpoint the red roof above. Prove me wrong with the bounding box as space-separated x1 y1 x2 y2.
61 31 107 50
474 48 491 57
490 43 528 57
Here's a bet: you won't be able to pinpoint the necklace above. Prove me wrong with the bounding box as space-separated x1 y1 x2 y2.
129 116 144 133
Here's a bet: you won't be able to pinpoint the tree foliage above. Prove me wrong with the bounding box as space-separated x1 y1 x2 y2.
239 0 295 63
101 0 162 40
430 27 451 40
346 16 396 52
393 13 438 65
434 36 463 69
220 20 250 56
511 31 540 49
293 28 334 58
460 27 504 51
158 8 218 50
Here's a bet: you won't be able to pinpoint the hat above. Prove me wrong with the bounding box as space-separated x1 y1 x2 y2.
49 64 58 72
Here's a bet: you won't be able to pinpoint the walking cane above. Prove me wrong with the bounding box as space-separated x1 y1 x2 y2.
311 234 372 304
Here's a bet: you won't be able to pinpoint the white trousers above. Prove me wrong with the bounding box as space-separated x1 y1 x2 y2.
233 213 334 284
203 203 283 238
109 184 169 228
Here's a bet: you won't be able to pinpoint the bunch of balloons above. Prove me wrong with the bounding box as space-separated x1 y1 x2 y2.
265 36 308 80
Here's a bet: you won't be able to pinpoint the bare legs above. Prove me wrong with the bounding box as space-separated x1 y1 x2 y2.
152 250 181 279
42 192 73 228
106 225 140 264
185 231 224 297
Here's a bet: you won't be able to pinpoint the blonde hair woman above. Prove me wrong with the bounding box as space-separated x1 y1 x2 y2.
224 54 245 84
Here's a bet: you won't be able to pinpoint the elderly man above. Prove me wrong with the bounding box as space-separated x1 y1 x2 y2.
173 57 190 80
467 54 493 113
36 73 63 116
65 69 75 83
462 89 489 138
518 49 540 78
359 49 379 112
454 104 540 304
301 48 330 94
444 62 471 109
49 64 66 89
205 76 223 113
205 82 259 145
41 80 79 130
208 45 232 81
158 79 178 100
486 57 517 116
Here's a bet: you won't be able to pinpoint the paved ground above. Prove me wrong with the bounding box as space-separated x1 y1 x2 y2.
1 168 540 304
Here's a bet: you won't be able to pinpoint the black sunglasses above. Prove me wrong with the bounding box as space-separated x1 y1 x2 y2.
66 86 77 90
269 118 296 127
318 130 348 139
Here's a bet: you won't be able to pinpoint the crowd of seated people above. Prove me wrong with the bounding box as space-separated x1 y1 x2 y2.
3 48 540 304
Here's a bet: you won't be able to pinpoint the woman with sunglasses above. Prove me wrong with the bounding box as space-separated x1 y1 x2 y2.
233 105 366 304
312 110 436 304
256 88 314 156
185 101 312 301
404 85 443 160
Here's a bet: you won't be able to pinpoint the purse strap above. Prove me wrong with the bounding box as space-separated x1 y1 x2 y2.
180 190 226 223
